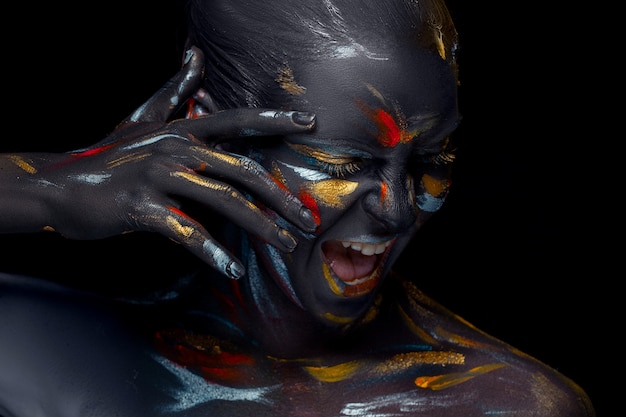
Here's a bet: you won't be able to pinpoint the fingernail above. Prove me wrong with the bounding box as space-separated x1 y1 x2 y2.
226 261 245 279
299 206 318 231
277 229 297 252
292 112 316 127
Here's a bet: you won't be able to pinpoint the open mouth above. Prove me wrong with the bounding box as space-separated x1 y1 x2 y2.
321 239 394 297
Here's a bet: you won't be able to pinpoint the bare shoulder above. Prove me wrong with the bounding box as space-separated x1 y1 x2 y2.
382 276 596 416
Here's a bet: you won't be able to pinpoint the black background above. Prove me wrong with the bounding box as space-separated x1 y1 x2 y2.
2 1 610 414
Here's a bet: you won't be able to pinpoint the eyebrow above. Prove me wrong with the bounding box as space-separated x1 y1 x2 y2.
406 113 460 145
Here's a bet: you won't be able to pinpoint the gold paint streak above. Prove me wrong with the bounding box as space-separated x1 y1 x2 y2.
400 280 491 348
359 294 382 324
287 143 355 165
271 161 288 187
323 312 357 324
433 327 489 349
8 155 37 174
397 305 440 346
415 363 506 390
374 351 465 374
173 171 229 192
43 225 55 232
421 174 449 197
305 179 358 208
107 152 151 169
365 84 387 104
276 65 307 95
304 360 361 382
174 175 257 212
194 146 242 166
165 215 194 238
322 262 343 296
435 30 446 60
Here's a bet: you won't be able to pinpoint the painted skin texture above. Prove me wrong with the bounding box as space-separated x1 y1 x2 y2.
0 0 595 416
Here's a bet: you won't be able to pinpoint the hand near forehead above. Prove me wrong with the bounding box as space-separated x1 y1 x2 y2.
0 46 317 279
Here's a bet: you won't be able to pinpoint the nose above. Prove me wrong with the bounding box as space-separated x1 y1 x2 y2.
361 170 417 232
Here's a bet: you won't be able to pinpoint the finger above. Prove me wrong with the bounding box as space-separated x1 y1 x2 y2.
168 109 316 141
165 170 302 253
189 147 318 232
125 46 205 124
147 204 246 279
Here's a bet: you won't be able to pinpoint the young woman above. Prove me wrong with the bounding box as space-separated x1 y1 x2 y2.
0 0 595 415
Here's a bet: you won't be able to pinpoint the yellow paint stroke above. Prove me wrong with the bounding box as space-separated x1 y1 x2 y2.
433 326 490 349
399 281 492 349
8 155 37 174
397 305 440 346
374 351 464 375
271 161 289 188
165 215 194 239
195 146 241 167
276 65 307 95
286 143 358 173
322 262 343 296
305 179 358 208
107 152 151 169
323 311 357 325
359 294 382 324
433 26 446 60
304 360 362 382
415 363 506 390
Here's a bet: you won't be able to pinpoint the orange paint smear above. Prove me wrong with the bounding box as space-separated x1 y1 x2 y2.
380 181 388 203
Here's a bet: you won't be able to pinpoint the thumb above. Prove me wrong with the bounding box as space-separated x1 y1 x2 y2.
124 46 205 124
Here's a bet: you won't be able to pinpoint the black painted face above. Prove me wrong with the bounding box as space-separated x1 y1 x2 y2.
245 46 459 326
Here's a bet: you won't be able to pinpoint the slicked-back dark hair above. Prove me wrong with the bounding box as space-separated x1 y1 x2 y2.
186 0 458 109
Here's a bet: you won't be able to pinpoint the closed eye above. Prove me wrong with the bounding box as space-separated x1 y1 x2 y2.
287 142 364 177
415 136 456 166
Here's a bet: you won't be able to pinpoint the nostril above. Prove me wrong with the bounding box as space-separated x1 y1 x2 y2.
361 191 416 231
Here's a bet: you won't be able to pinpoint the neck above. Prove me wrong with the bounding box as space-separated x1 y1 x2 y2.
235 248 347 358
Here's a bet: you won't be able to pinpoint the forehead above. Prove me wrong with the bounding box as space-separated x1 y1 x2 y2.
282 47 458 149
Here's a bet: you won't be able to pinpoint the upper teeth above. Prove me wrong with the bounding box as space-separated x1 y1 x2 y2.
341 240 391 256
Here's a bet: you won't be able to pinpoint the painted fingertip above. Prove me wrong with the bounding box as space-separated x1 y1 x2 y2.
292 112 316 127
299 206 318 231
277 229 297 252
226 260 245 280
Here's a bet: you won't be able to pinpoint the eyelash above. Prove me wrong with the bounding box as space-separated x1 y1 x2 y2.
423 149 456 165
315 160 362 177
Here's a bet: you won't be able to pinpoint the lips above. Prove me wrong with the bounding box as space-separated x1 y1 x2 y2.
322 239 393 297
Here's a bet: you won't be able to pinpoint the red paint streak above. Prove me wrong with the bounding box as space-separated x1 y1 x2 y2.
154 329 257 384
380 181 388 204
355 98 411 148
375 109 402 147
298 190 321 226
71 142 117 158
186 98 197 119
167 206 193 220
271 173 289 192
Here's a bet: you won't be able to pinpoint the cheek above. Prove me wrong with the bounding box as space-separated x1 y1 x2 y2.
415 174 450 213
